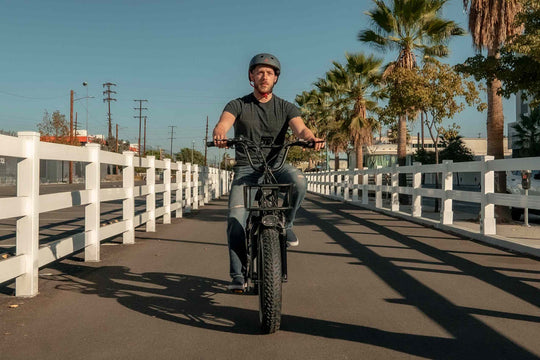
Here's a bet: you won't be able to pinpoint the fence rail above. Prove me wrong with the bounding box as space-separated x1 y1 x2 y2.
306 156 540 252
0 132 232 297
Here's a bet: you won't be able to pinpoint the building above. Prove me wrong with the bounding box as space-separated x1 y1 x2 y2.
348 136 511 169
508 91 537 158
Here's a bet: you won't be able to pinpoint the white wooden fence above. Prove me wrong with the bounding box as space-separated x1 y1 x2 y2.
306 156 540 254
0 132 231 297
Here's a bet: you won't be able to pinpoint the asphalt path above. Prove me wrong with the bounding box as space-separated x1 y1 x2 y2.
1 193 540 359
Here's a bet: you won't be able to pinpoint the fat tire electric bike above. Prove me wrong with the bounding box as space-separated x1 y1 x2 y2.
208 137 314 334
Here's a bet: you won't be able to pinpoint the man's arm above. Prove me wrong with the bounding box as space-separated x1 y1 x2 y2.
289 116 325 150
212 111 236 148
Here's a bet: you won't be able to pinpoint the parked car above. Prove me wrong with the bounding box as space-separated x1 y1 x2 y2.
506 170 540 220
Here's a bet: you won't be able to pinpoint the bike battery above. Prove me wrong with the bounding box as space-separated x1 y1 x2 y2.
243 184 293 211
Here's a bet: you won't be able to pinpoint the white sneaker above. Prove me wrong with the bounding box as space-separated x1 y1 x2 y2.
286 229 299 247
227 280 246 293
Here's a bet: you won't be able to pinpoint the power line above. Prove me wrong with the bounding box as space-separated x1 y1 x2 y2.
0 90 65 100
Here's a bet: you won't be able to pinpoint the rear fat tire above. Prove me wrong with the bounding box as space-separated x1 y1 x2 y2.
258 227 282 334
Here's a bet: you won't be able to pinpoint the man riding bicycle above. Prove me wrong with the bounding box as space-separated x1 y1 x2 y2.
212 53 324 292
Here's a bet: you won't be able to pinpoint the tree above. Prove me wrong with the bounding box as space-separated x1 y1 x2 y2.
145 149 171 160
311 78 350 170
326 53 382 169
387 122 410 144
419 61 484 164
175 147 205 166
37 110 71 144
457 0 540 106
359 0 465 166
462 0 523 196
512 106 540 157
413 147 436 164
506 0 540 62
439 125 475 163
295 89 332 169
0 129 16 137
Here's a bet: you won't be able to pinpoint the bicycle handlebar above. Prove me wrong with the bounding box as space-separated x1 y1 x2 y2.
206 138 318 149
207 138 322 174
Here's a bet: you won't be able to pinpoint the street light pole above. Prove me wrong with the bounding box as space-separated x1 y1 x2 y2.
83 82 88 140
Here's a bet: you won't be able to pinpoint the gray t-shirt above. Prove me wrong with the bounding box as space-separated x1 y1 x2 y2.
224 93 301 166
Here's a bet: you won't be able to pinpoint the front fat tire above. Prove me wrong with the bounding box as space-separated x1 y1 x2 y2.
258 227 282 334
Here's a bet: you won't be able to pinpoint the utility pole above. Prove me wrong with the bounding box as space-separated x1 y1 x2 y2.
143 116 147 155
169 125 177 160
133 100 148 158
204 116 208 166
191 140 195 164
69 90 74 184
115 124 120 175
102 83 117 142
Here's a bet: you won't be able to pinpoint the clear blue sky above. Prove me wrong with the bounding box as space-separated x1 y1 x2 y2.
0 0 515 161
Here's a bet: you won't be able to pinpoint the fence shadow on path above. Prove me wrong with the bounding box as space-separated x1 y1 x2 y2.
50 263 482 359
300 196 540 359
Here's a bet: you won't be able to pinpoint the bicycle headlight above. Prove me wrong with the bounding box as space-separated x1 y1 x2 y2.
261 215 279 227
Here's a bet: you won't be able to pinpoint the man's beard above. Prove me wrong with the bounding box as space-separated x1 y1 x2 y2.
255 81 275 95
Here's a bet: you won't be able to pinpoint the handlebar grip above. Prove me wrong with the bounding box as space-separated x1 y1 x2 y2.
305 140 315 149
207 139 237 147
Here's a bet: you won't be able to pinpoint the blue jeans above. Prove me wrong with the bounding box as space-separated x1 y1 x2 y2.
227 164 307 282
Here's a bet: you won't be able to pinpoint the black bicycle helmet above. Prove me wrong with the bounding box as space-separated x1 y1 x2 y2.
248 53 281 76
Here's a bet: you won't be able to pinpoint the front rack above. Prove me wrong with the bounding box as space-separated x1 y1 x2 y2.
243 184 293 211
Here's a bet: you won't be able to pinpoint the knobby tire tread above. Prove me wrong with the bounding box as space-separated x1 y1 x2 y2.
259 227 282 334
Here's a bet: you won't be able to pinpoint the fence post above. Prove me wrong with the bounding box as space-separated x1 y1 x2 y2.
193 164 199 210
344 171 350 201
146 156 156 232
85 143 101 262
375 166 382 209
325 171 330 195
481 156 496 235
391 164 399 212
203 166 209 204
334 171 341 198
175 161 183 218
211 168 216 199
185 163 192 213
15 131 40 297
352 169 359 201
122 151 135 244
163 158 171 224
441 160 453 225
362 168 368 205
412 162 422 217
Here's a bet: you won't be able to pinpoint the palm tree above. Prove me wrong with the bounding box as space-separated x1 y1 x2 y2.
313 77 351 170
359 0 465 166
512 106 540 158
463 0 523 193
327 53 382 169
